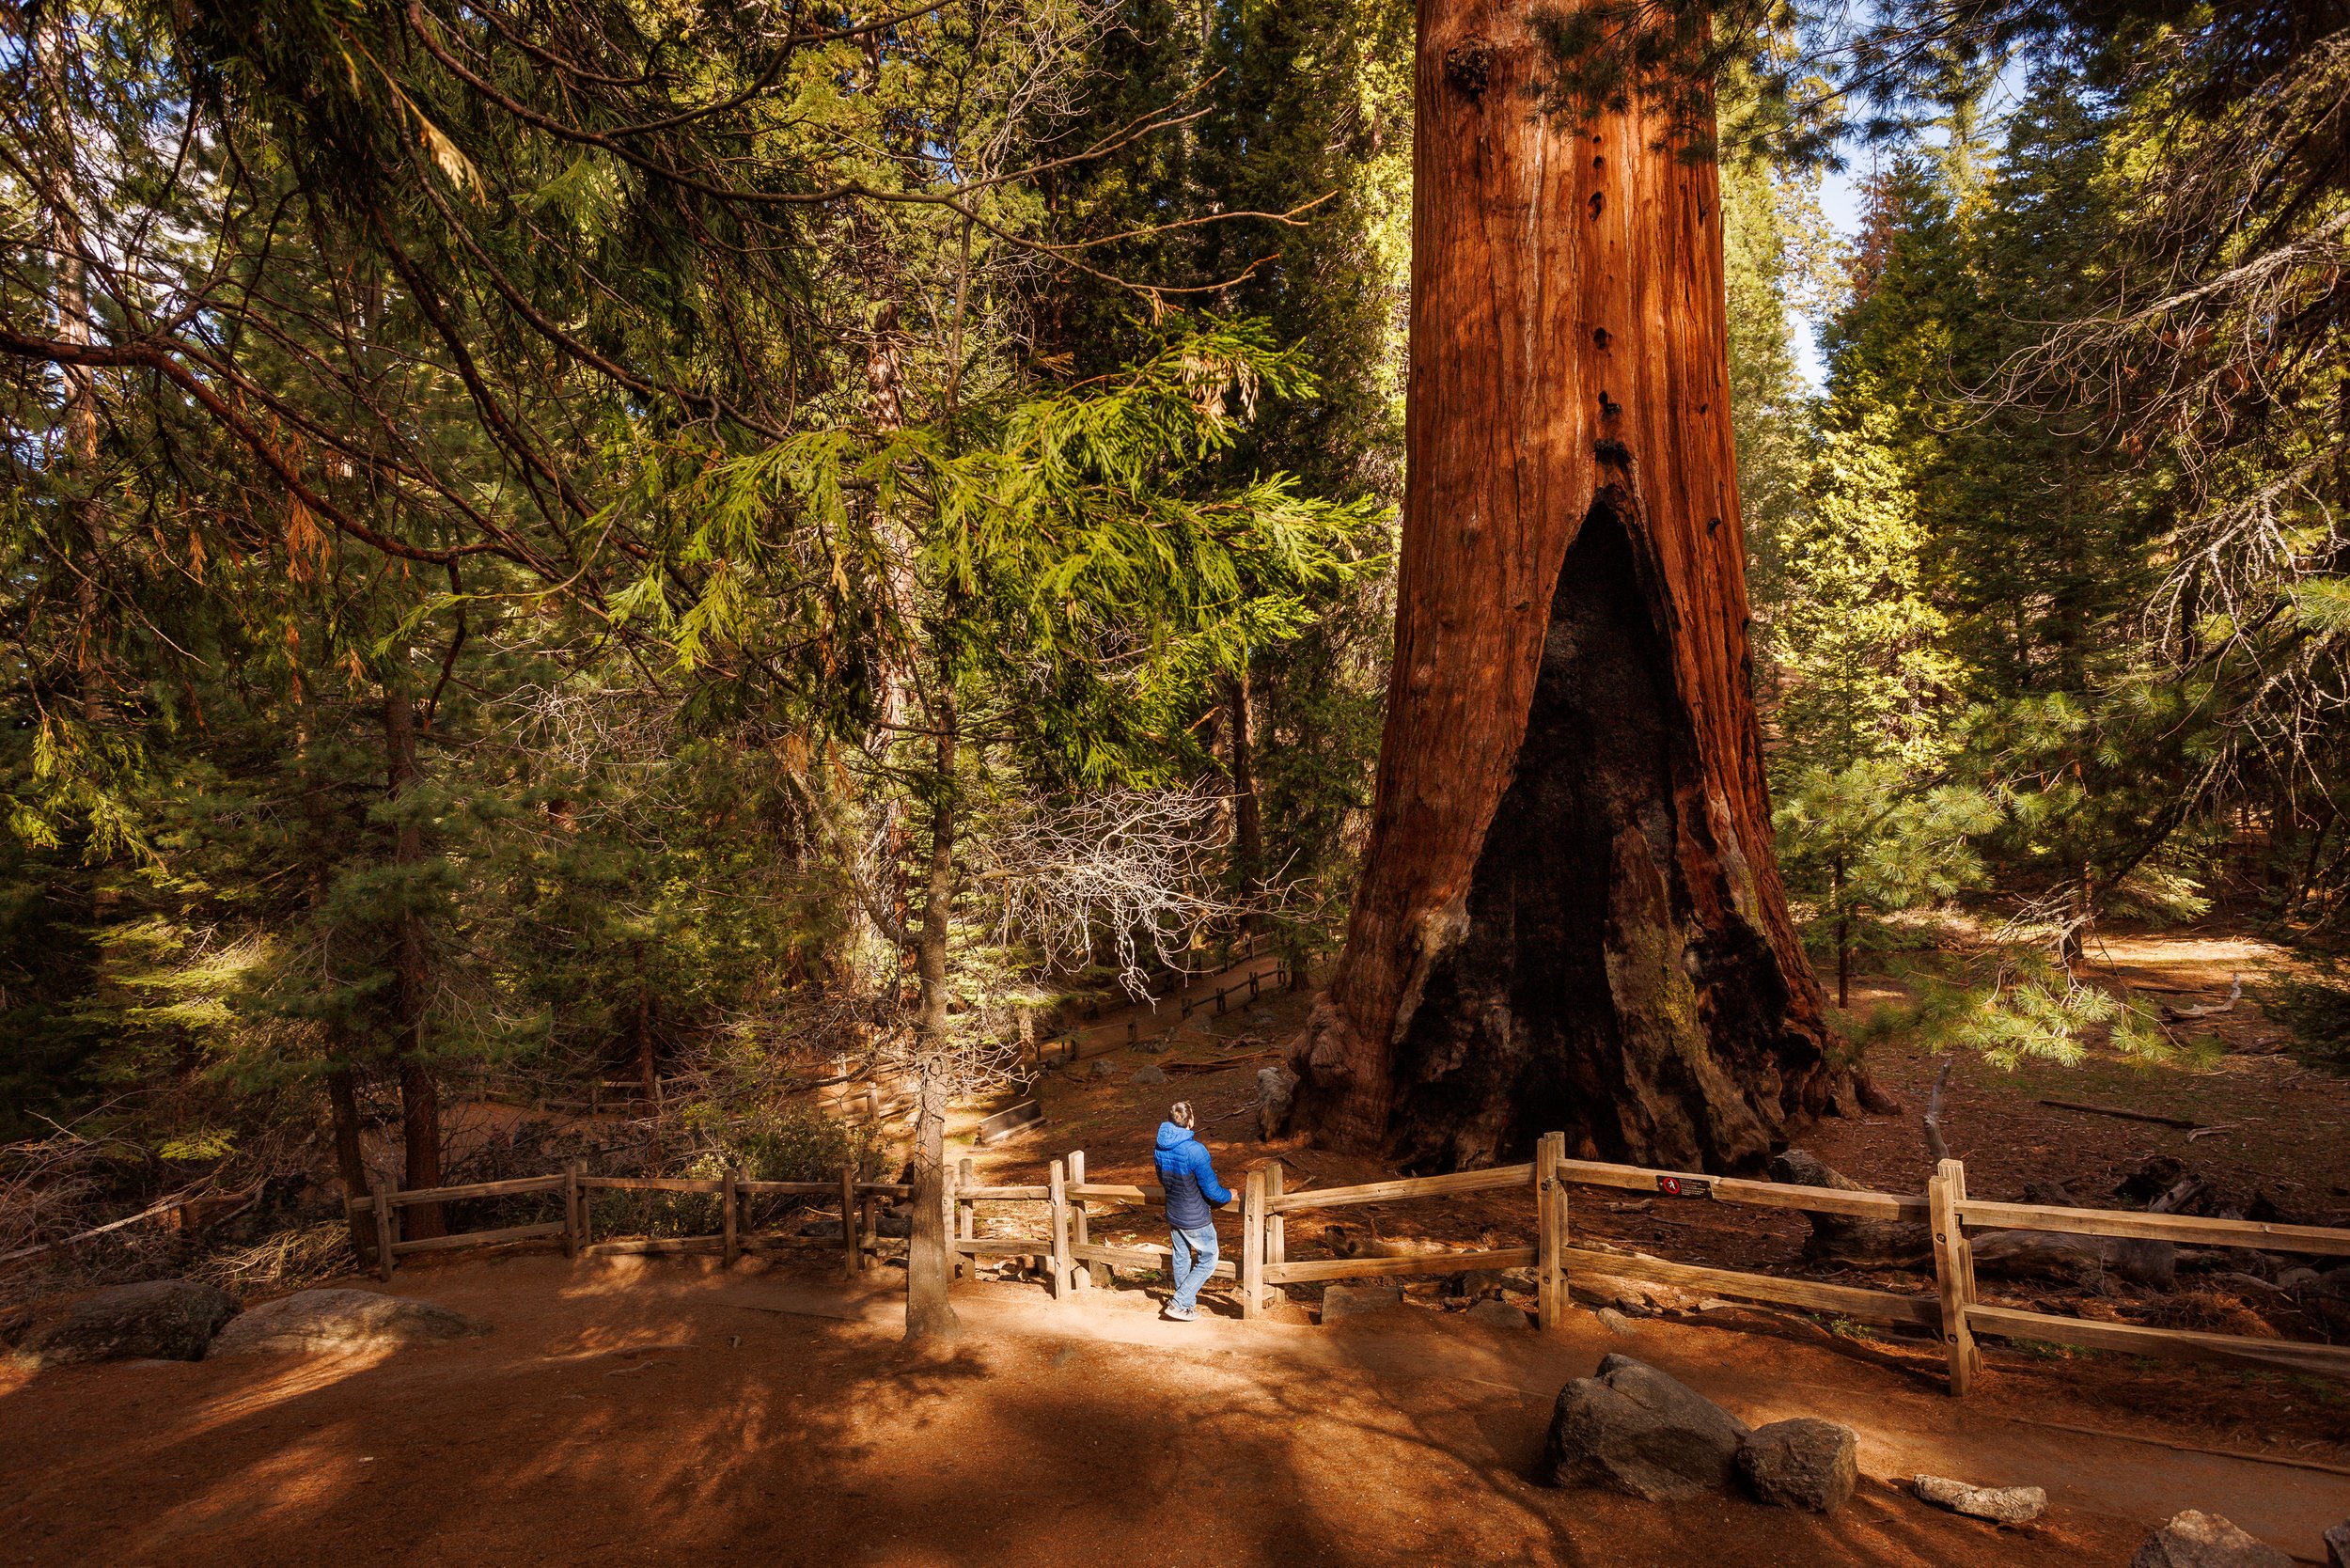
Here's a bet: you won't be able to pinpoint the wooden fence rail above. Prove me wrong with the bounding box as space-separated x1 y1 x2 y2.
341 1138 2350 1396
352 1164 918 1281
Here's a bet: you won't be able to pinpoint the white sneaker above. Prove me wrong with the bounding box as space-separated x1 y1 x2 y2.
1163 1304 1198 1322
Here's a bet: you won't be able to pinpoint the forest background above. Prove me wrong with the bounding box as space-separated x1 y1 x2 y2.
3 0 2345 1279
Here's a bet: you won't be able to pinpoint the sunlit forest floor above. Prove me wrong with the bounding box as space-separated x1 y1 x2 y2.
2 1253 2335 1567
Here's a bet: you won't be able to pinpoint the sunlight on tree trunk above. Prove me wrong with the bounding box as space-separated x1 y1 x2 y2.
1288 0 1839 1171
902 718 963 1346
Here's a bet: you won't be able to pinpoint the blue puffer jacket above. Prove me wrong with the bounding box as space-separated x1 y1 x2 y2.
1153 1121 1231 1229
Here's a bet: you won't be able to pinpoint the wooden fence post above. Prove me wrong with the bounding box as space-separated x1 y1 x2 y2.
1537 1131 1568 1330
840 1165 861 1277
722 1168 739 1267
1241 1168 1266 1321
1048 1158 1073 1301
561 1161 580 1259
1929 1157 1982 1396
955 1156 975 1281
371 1176 397 1282
1264 1161 1285 1312
1069 1151 1093 1290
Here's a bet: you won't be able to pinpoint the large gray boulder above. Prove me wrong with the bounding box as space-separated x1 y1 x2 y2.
2323 1519 2348 1568
207 1289 489 1356
26 1279 240 1366
2130 1511 2292 1568
1543 1354 1751 1500
1737 1418 1858 1513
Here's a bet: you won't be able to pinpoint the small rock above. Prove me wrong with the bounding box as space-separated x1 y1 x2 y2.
1543 1354 1751 1501
1464 1298 1529 1330
208 1289 489 1356
799 1218 845 1238
2276 1267 2322 1291
2130 1510 2291 1568
2323 1520 2348 1568
1322 1284 1405 1324
1249 1010 1276 1027
1595 1307 1639 1336
1737 1418 1858 1513
1134 1035 1169 1055
25 1279 241 1367
1912 1474 2046 1526
1131 1064 1167 1086
1090 1058 1117 1079
1446 1268 1506 1300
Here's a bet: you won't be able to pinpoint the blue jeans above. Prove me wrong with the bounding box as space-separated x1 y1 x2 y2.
1169 1222 1220 1311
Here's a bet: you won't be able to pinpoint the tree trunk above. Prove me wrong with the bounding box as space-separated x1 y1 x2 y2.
630 937 657 1105
326 1063 373 1262
384 678 445 1236
1286 3 1839 1172
902 715 962 1345
36 8 104 725
1226 666 1264 916
1832 856 1850 1010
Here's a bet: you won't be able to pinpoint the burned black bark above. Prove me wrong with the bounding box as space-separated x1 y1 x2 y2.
1372 506 1822 1172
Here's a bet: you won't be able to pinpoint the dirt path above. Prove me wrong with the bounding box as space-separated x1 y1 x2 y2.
4 1254 2339 1567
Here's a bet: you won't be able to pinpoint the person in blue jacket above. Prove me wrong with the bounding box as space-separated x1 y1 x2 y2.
1152 1101 1232 1322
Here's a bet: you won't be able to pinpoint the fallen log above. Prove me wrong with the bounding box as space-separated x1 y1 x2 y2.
2038 1100 2201 1131
2159 975 2241 1023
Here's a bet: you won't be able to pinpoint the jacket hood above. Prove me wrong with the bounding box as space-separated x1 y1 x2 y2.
1155 1121 1195 1152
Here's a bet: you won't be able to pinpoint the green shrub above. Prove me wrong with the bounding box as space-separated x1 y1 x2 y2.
2267 957 2350 1071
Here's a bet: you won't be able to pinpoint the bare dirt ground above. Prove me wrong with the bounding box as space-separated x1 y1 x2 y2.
7 928 2344 1565
4 1251 2342 1568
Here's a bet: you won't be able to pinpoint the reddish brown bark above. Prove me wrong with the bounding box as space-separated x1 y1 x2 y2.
1286 2 1839 1171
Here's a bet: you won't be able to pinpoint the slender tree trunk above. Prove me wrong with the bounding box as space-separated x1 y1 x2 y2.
294 705 374 1260
902 712 962 1345
326 1062 373 1262
1287 1 1839 1171
1226 666 1264 916
384 677 445 1236
630 937 657 1104
1832 856 1850 1010
36 8 104 724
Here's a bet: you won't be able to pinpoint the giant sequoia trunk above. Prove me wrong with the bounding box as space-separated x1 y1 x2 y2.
1288 2 1839 1171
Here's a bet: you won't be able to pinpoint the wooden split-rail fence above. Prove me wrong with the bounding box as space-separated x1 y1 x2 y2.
350 1163 913 1281
346 1139 2350 1396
